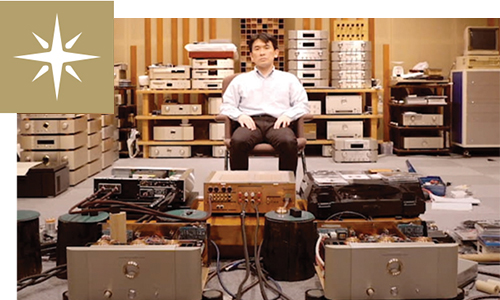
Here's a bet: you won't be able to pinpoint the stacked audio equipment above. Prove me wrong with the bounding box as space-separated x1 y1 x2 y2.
330 40 372 89
86 114 102 176
19 114 89 186
207 96 226 158
149 64 191 90
191 58 234 90
101 114 118 169
239 18 285 73
115 86 137 158
332 137 378 163
287 30 329 89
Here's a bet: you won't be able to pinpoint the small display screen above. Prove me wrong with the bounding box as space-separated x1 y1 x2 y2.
37 140 55 145
469 28 498 51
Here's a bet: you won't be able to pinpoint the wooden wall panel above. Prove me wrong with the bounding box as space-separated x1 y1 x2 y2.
144 19 151 68
156 19 163 64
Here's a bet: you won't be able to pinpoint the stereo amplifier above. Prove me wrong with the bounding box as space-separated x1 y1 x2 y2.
192 58 234 69
161 104 202 115
149 79 191 90
204 171 296 214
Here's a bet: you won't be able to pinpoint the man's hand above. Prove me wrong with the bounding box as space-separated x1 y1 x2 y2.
274 115 291 129
238 114 256 130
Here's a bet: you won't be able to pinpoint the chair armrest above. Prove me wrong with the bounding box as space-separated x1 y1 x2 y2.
296 113 314 139
215 114 233 146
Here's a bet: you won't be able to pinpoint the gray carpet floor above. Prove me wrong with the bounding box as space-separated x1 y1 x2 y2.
16 153 500 300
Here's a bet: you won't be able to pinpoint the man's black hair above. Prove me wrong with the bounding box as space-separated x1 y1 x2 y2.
248 32 278 52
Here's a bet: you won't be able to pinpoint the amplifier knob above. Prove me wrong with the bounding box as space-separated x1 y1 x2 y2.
366 288 375 297
103 290 112 298
387 258 402 276
24 123 31 130
128 289 137 299
25 156 32 161
62 156 68 162
62 122 68 130
43 122 49 129
390 287 399 296
123 261 140 279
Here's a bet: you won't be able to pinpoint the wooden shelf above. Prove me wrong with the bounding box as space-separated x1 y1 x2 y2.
393 148 450 155
389 124 450 130
137 89 222 94
138 140 224 146
313 114 382 120
136 115 217 121
306 88 381 94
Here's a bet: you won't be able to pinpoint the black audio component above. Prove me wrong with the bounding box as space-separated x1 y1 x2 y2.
300 170 426 220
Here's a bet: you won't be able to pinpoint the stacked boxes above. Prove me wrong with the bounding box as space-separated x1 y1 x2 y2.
19 114 89 186
240 18 285 73
330 40 372 89
101 114 118 169
287 30 329 89
86 114 102 176
191 58 234 90
149 65 191 90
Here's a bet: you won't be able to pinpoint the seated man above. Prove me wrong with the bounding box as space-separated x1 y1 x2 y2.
220 32 309 173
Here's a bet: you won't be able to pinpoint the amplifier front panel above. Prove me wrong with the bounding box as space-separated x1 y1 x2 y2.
288 30 328 40
70 165 88 186
149 66 191 79
288 60 329 70
288 49 327 61
161 104 202 115
192 58 234 69
331 70 372 80
21 147 87 170
153 126 194 141
88 131 102 148
300 79 329 88
327 121 363 139
290 69 329 80
331 79 371 89
402 114 443 126
403 137 443 149
212 146 226 158
331 41 372 52
333 150 378 163
149 146 192 158
288 39 328 49
208 97 223 115
150 80 191 90
331 52 371 61
326 95 362 114
20 131 87 150
191 69 234 79
191 79 223 90
21 117 87 135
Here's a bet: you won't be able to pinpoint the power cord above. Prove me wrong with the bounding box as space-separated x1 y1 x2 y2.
17 264 67 292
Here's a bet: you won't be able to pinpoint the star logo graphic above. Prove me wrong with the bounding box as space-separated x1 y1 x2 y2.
14 14 99 100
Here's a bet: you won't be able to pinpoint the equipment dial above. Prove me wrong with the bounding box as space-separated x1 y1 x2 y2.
386 258 402 276
123 261 140 279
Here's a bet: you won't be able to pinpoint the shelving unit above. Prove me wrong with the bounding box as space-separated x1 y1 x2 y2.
114 86 137 158
136 88 382 158
386 82 452 155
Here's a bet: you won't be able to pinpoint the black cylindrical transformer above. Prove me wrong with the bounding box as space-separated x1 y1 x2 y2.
262 209 317 281
17 210 42 280
56 212 109 278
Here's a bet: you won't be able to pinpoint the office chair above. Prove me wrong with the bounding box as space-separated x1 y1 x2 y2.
215 73 313 176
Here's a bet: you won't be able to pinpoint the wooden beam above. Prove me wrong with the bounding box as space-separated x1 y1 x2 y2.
369 18 375 77
130 45 137 86
209 18 216 40
156 18 163 64
183 18 190 65
171 18 178 65
383 44 391 142
315 18 322 30
303 18 311 30
144 18 151 68
197 18 204 42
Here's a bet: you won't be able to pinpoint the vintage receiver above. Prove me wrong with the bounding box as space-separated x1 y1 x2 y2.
308 101 322 115
149 146 191 158
455 55 500 69
333 138 378 163
20 113 85 119
333 150 378 163
208 97 222 115
87 132 102 148
153 126 194 141
324 243 458 300
191 68 234 79
290 69 328 80
326 95 362 114
149 65 191 79
403 137 443 149
204 171 296 214
301 79 329 88
331 61 372 71
331 79 372 89
192 58 234 69
288 49 328 61
300 170 426 219
288 60 329 70
331 70 372 80
67 245 202 300
289 30 328 40
327 121 363 139
20 131 87 150
209 123 225 140
191 79 223 90
93 167 195 209
333 137 377 151
21 117 87 135
402 113 443 126
288 39 328 49
331 51 370 61
149 79 191 90
331 40 372 52
212 145 226 158
21 147 88 170
161 104 202 115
